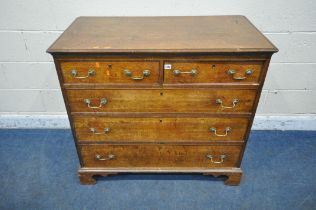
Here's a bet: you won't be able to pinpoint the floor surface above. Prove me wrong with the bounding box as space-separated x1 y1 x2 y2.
0 130 315 210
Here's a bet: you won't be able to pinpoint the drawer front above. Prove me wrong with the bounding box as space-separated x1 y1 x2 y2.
74 116 249 142
66 89 257 113
60 61 160 84
164 61 263 84
80 144 242 168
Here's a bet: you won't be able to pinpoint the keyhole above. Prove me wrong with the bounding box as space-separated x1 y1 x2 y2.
211 64 216 70
160 92 163 96
108 64 112 69
159 119 163 123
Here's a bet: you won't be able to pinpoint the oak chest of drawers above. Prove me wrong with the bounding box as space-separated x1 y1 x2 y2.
47 16 277 185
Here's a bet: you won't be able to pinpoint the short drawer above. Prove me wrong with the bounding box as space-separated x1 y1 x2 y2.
164 61 263 84
73 116 249 142
66 89 257 113
80 144 242 168
60 61 160 84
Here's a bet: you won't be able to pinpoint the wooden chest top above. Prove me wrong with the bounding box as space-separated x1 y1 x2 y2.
47 16 278 53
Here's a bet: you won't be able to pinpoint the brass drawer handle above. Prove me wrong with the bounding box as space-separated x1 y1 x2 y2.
71 69 95 79
173 69 198 76
227 69 253 80
123 69 151 80
206 154 226 164
89 127 111 135
84 98 107 109
209 127 231 137
95 154 115 161
216 99 239 109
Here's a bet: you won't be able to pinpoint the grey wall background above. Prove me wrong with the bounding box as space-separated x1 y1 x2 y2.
0 0 315 128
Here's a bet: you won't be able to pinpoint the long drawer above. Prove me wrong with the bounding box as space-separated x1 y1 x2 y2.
66 89 257 113
80 144 242 168
73 116 249 142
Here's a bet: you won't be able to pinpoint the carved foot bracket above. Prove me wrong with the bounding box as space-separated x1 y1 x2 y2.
78 169 117 185
203 169 242 186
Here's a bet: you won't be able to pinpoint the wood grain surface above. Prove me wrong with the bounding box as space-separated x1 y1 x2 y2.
80 144 242 168
73 116 249 142
66 89 257 113
61 61 160 84
164 61 263 84
47 16 278 53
